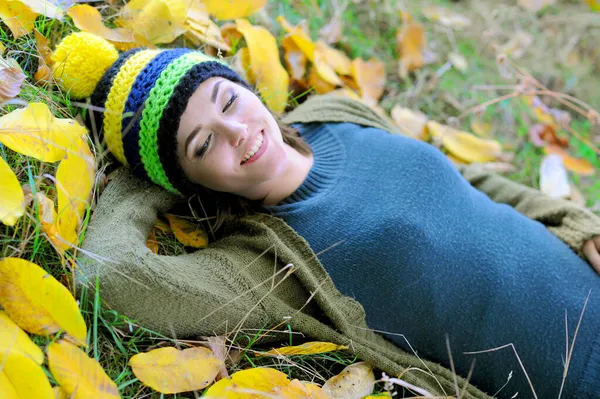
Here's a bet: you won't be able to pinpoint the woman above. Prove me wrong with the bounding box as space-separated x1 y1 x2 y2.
54 33 600 398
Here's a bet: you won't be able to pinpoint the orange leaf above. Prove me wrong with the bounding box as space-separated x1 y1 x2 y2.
315 40 351 76
308 66 336 94
165 214 208 248
545 145 595 176
351 58 385 107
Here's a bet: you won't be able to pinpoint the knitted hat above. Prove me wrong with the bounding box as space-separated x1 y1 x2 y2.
52 32 250 195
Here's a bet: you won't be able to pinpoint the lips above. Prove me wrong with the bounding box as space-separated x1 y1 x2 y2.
241 129 268 166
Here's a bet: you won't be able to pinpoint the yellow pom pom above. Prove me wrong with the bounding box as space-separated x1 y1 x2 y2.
51 32 118 99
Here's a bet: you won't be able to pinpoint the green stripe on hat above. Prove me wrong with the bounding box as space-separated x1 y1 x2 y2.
138 51 214 193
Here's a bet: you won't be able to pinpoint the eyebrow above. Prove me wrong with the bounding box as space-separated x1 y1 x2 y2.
211 80 223 103
185 124 202 158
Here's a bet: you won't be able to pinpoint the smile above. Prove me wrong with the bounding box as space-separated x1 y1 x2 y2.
241 130 267 165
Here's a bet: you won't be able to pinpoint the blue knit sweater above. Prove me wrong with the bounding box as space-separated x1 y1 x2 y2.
266 122 600 398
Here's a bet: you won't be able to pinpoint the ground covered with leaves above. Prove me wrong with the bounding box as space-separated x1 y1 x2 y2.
0 0 599 398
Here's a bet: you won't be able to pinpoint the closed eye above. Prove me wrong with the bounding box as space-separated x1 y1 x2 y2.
223 92 239 113
195 133 212 159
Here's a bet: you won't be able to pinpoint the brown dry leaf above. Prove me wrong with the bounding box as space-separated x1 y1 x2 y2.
518 0 556 13
308 65 336 94
282 36 307 81
33 29 53 84
184 0 231 51
396 15 426 79
0 0 38 39
496 31 533 59
235 18 290 113
165 214 208 248
390 105 428 140
528 124 568 148
204 0 266 20
322 361 375 399
351 58 385 107
315 40 351 76
422 6 471 29
427 121 503 163
67 5 135 45
318 14 342 44
0 56 25 102
203 336 230 379
545 145 595 176
117 0 187 44
129 346 222 394
146 227 159 254
540 154 570 198
262 341 348 357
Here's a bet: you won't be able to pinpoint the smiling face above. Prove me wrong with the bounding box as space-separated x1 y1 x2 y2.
176 77 290 200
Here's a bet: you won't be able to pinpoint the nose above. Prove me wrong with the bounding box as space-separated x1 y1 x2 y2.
219 120 248 147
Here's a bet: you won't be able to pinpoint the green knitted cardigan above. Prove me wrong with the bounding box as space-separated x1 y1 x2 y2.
79 94 600 398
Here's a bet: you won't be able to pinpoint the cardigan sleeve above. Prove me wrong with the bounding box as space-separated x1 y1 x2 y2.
457 163 600 257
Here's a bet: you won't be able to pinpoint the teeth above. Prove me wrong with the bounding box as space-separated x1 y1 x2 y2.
242 132 263 163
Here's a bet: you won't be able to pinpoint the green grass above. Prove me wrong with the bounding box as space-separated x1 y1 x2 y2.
1 0 600 397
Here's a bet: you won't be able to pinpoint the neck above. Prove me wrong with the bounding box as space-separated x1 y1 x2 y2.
262 145 314 206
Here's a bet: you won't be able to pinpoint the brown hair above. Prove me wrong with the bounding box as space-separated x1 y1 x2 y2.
188 118 312 236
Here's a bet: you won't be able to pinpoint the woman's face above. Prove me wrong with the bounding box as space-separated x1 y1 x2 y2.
176 77 288 199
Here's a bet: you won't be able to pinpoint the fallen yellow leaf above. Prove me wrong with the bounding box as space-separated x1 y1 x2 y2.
322 362 375 399
0 0 38 39
396 16 426 78
67 5 135 45
351 58 385 107
545 145 595 176
129 346 222 393
0 56 25 102
52 386 71 399
33 192 64 249
282 36 308 81
55 138 95 252
165 214 208 248
117 0 187 44
48 340 119 399
275 379 331 399
315 40 351 76
308 65 336 94
390 106 428 140
0 350 54 399
0 257 87 345
184 0 231 51
0 310 44 364
427 121 503 163
0 103 84 163
204 0 266 20
18 0 64 20
235 19 289 113
262 341 348 357
0 155 25 226
204 367 290 398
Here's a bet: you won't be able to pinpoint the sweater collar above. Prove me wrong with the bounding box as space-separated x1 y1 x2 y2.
269 123 345 206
